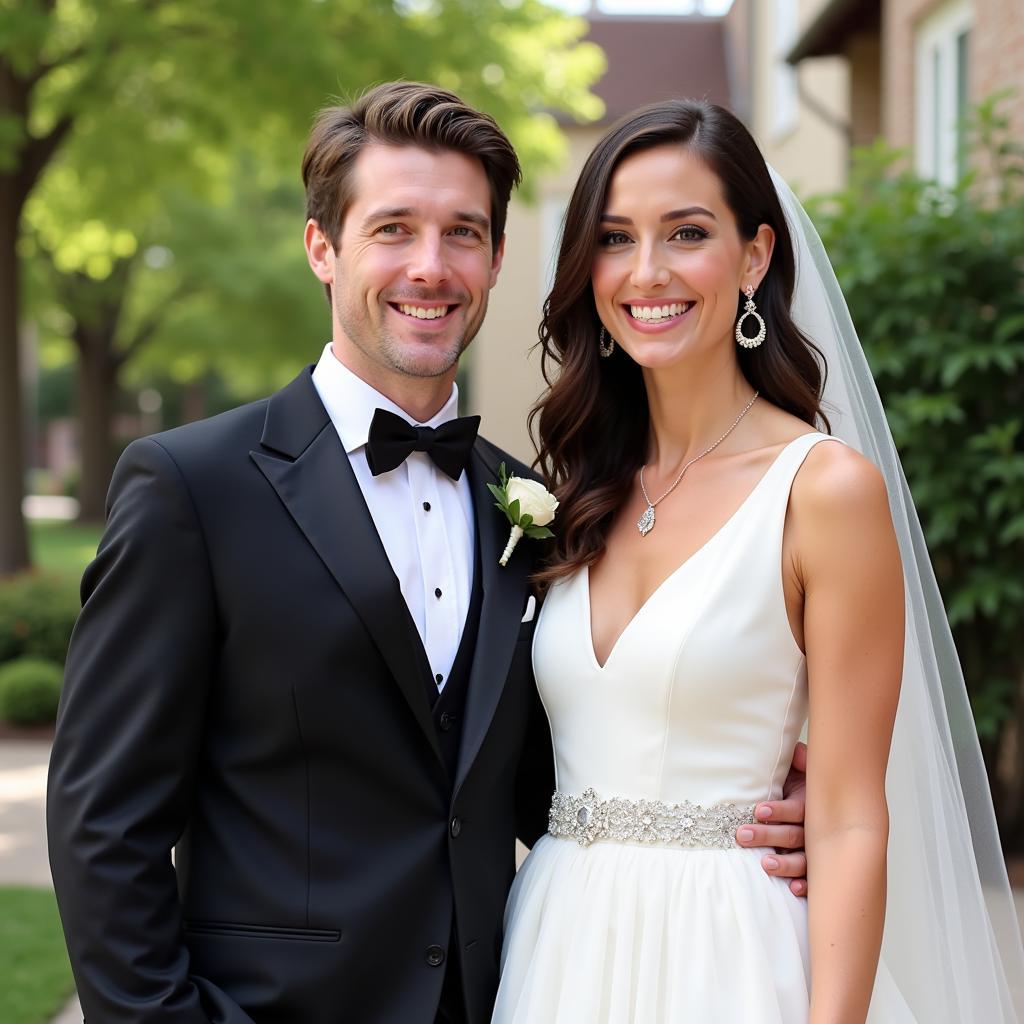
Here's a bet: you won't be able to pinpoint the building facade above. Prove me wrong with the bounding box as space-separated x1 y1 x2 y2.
788 0 1024 187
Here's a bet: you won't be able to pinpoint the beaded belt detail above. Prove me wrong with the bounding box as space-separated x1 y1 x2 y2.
548 788 755 850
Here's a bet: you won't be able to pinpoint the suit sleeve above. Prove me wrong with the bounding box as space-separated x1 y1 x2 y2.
47 438 253 1023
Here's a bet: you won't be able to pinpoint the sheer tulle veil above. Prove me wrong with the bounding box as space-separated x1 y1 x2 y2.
770 168 1024 1020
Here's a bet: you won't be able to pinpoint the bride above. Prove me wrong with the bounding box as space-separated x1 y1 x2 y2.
492 100 1024 1022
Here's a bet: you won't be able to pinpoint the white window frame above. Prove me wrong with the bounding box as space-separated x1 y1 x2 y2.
914 0 973 187
771 0 800 139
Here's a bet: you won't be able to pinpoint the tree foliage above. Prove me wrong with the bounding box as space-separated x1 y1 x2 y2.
808 97 1024 836
2 0 605 546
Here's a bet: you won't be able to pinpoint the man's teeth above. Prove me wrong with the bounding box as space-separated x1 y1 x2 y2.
629 302 690 322
398 304 450 320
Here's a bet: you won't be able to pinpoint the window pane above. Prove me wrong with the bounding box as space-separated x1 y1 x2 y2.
956 29 970 181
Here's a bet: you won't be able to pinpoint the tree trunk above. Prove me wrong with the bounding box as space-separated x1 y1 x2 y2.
75 329 120 524
0 179 30 576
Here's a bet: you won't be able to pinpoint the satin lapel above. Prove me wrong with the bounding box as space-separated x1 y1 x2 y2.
250 371 443 767
454 444 532 793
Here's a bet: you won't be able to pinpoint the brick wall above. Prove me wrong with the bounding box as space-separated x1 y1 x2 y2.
884 0 1024 155
971 0 1024 146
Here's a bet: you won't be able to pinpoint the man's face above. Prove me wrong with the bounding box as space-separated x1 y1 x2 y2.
308 143 504 393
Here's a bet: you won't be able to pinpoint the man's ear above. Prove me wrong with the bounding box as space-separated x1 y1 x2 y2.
304 219 334 286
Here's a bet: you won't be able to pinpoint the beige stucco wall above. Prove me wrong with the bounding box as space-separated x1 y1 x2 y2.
746 0 850 198
467 127 605 462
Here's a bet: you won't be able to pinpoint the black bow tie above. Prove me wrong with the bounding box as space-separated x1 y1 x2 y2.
365 408 480 481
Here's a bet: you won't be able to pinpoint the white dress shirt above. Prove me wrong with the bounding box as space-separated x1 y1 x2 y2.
311 343 475 693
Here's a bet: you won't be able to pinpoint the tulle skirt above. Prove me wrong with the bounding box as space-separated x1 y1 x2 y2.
493 835 915 1023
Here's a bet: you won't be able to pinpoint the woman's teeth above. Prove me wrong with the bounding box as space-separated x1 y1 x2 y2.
398 304 450 320
629 302 690 322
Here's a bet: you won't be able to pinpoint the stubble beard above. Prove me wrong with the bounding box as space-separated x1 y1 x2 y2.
335 292 487 381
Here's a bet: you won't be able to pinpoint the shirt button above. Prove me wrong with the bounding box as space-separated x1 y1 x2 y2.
439 712 455 731
434 587 443 599
423 501 431 511
435 673 443 686
426 944 445 967
450 816 462 838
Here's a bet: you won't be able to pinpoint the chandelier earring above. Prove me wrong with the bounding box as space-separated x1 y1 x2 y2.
735 284 766 349
598 326 616 358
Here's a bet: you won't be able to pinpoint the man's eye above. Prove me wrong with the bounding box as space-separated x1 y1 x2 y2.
378 224 402 235
451 226 477 238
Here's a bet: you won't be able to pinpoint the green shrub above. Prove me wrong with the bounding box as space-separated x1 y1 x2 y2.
0 658 63 726
808 96 1024 839
0 574 80 665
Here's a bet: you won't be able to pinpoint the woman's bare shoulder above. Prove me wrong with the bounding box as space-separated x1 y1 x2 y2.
789 439 892 543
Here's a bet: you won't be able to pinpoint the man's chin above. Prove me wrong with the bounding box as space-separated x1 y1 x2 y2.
388 347 464 380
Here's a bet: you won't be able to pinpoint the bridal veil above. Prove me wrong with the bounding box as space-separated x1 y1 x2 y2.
772 168 1024 1021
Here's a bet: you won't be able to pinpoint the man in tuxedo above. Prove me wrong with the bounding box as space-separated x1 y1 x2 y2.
48 82 809 1024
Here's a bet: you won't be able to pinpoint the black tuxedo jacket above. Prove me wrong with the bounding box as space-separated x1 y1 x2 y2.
47 368 555 1024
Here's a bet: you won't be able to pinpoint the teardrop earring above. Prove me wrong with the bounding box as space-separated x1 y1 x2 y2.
735 285 766 349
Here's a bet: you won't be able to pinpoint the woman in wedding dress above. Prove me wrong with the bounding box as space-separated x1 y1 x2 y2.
492 100 1023 1023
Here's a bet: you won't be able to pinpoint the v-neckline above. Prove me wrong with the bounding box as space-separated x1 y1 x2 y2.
584 434 818 671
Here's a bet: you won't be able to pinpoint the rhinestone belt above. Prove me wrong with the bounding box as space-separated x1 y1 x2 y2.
548 788 755 850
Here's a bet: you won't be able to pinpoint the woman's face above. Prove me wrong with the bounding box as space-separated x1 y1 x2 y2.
590 144 773 371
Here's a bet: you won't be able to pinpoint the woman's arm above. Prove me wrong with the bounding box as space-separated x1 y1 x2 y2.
790 442 905 1024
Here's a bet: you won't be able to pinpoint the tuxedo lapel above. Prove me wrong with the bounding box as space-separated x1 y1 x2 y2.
250 369 443 768
454 443 532 793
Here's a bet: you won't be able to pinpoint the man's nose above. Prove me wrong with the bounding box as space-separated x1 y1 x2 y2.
406 235 448 286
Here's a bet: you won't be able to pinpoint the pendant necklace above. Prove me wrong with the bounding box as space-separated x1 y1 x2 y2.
637 391 760 537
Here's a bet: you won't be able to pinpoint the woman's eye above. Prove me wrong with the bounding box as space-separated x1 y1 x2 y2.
600 230 631 246
672 225 707 241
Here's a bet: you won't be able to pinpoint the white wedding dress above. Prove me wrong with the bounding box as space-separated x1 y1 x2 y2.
492 432 915 1023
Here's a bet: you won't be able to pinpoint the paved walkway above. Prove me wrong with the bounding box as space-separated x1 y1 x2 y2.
7 737 1024 1022
0 739 51 886
0 739 81 1021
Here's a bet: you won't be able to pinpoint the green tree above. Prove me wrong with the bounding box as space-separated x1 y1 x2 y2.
809 99 1024 843
1 0 603 558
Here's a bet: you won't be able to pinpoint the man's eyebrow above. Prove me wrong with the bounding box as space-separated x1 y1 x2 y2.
362 207 414 225
454 210 490 231
599 206 717 224
361 207 490 230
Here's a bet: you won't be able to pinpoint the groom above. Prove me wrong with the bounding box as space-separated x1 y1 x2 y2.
48 82 808 1024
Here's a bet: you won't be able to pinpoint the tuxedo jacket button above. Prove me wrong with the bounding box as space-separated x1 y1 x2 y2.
439 712 454 731
426 944 445 967
450 816 462 838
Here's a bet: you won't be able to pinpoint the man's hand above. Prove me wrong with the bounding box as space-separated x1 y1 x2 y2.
735 741 807 897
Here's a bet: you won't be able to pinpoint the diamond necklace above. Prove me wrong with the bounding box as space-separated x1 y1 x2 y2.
636 391 760 537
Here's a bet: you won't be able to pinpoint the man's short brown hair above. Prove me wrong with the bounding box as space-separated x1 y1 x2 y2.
302 81 521 252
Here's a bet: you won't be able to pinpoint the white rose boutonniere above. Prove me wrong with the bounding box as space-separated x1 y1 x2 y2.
487 463 559 567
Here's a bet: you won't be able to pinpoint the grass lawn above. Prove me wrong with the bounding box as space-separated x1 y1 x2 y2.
27 520 102 580
0 887 74 1024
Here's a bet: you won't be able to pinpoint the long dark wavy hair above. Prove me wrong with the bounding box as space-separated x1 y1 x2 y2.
532 99 829 586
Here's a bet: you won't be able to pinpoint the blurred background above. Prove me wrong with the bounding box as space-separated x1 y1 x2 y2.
0 1 1022 1019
